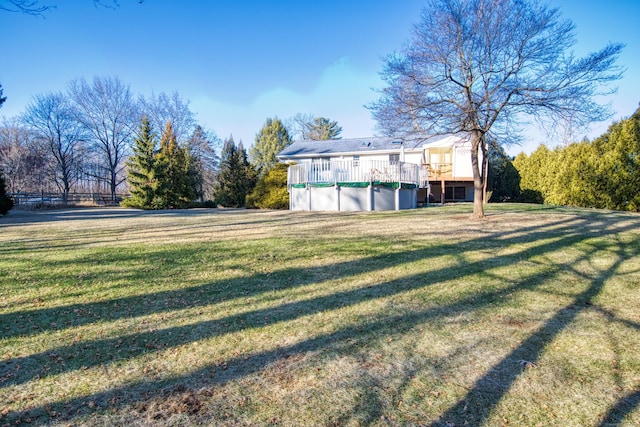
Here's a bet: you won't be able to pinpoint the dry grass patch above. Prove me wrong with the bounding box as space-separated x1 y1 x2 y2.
1 204 639 426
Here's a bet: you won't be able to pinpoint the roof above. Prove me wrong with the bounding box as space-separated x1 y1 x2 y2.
277 134 469 160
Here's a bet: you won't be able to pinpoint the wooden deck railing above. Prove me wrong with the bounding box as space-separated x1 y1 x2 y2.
425 163 453 179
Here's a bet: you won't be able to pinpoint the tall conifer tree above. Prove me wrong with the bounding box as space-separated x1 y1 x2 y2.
0 168 14 215
237 141 257 201
250 117 292 177
187 125 219 202
0 83 6 108
122 116 160 209
215 137 256 207
0 83 11 215
156 121 194 208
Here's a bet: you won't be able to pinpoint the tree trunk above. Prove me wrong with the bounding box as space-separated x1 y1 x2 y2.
470 130 485 218
63 180 70 205
110 170 117 202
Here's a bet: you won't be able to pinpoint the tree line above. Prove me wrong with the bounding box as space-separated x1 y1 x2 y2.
510 106 640 212
0 77 342 212
0 76 219 207
0 83 13 214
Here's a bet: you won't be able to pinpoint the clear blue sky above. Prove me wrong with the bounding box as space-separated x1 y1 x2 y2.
1 0 638 156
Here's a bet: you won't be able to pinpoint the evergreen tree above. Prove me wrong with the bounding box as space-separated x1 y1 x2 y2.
250 117 292 177
0 85 13 215
187 125 219 202
0 83 13 215
0 83 6 108
486 139 520 202
305 116 342 140
593 109 640 211
546 141 599 208
215 137 256 207
513 106 640 211
513 145 551 203
237 141 257 195
156 121 194 208
215 138 238 207
122 116 160 209
0 168 14 215
246 162 289 209
291 113 342 141
183 145 200 204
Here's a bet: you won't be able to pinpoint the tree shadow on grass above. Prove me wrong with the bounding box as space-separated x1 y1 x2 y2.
1 213 639 425
0 214 583 340
0 208 326 255
0 216 600 390
0 206 286 226
593 304 640 426
429 233 638 427
598 388 640 427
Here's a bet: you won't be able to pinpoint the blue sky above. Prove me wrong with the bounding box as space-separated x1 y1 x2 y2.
1 0 638 156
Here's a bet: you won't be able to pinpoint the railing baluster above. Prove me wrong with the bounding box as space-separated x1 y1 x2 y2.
287 160 422 187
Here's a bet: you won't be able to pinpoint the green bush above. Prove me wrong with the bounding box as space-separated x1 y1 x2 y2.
512 106 640 211
246 163 289 209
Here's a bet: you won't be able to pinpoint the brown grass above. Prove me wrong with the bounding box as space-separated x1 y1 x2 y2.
0 204 639 426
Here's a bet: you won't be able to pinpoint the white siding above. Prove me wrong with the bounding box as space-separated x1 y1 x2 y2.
453 146 474 178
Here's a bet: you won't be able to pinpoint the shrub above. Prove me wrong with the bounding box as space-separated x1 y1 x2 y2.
246 163 289 209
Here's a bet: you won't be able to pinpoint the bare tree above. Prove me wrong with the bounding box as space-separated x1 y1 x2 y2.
139 91 196 145
369 0 623 218
0 117 45 193
23 92 87 202
289 113 342 141
69 76 139 201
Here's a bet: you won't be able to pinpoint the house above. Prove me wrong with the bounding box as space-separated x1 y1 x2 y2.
277 133 479 211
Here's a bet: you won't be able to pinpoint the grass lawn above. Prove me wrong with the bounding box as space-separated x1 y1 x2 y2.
1 204 639 426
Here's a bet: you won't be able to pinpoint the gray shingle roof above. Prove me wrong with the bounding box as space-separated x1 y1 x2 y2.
277 135 456 159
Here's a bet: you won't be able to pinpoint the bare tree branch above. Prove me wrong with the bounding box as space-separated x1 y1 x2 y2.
22 92 88 202
369 0 623 218
68 76 139 201
0 0 142 16
0 0 51 15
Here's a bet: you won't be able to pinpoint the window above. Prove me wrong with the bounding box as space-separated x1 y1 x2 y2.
353 155 360 167
445 186 467 200
389 153 400 165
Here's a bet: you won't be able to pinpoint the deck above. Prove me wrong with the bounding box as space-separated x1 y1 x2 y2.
287 160 425 188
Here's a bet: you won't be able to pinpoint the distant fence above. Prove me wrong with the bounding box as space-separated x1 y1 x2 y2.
9 192 129 207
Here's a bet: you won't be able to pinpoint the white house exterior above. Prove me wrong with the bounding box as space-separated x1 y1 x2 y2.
277 134 479 211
